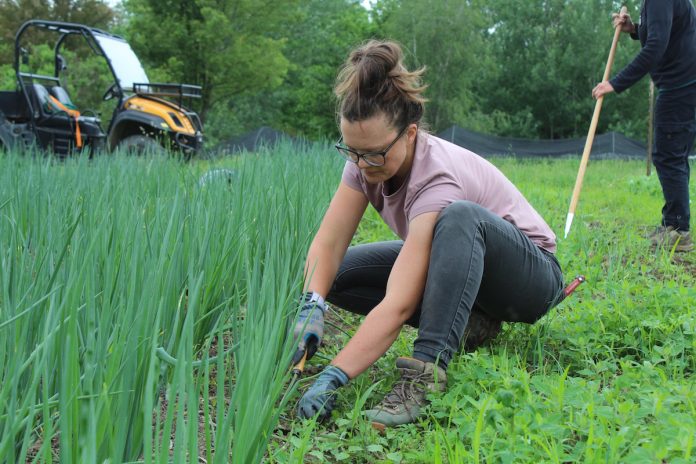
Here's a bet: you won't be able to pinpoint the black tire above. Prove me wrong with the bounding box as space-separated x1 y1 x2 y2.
0 118 11 155
116 135 166 156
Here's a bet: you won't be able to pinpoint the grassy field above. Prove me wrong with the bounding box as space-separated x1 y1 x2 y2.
272 155 695 464
0 145 694 463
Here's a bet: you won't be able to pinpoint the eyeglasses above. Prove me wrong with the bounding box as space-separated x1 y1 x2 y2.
335 126 407 167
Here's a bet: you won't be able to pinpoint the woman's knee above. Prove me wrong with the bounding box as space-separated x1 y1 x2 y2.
439 200 486 218
437 201 485 224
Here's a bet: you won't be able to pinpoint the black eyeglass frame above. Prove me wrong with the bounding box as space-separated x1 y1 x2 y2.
334 126 408 167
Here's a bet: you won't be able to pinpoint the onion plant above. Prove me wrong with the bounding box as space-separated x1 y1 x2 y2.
0 144 339 462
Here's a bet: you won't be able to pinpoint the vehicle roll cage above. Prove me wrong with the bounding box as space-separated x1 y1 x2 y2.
14 20 120 83
13 20 202 105
12 19 203 154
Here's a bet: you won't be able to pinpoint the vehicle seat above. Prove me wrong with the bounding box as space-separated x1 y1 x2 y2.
49 86 76 108
27 83 55 118
48 86 100 124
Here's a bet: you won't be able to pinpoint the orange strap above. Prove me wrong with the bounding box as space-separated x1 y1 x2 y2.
48 95 82 148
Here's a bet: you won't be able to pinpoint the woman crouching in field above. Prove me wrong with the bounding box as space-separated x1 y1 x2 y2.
292 39 565 429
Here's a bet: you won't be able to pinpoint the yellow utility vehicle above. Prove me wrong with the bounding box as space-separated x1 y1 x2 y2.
0 20 203 156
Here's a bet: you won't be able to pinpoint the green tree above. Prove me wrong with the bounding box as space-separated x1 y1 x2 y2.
0 0 114 65
122 0 299 120
275 0 375 139
375 0 496 133
481 0 649 139
371 0 651 140
205 0 374 143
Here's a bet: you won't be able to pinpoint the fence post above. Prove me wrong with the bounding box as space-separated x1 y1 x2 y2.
646 80 654 176
612 131 615 155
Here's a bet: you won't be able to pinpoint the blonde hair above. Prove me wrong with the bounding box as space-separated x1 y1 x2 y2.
335 40 427 130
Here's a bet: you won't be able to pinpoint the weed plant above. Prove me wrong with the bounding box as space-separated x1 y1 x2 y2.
268 157 695 463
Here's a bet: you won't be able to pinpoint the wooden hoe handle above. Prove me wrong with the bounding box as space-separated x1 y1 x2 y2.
564 5 628 238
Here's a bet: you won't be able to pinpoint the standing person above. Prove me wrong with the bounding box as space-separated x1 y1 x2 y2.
592 0 696 252
293 40 565 429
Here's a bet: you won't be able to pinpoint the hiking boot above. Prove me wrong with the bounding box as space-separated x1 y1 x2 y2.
364 357 446 430
648 225 673 246
650 225 693 252
461 308 502 352
665 228 693 252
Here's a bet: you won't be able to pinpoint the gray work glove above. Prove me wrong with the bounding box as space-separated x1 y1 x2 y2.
297 365 349 421
291 292 326 366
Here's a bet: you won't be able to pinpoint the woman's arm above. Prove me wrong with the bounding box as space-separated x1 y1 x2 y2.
304 182 368 297
331 212 439 379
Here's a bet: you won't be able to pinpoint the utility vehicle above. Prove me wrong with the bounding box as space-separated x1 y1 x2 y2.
0 20 203 157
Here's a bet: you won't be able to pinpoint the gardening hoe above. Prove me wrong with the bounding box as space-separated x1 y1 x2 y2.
291 350 308 384
564 5 627 238
562 275 586 300
290 338 318 384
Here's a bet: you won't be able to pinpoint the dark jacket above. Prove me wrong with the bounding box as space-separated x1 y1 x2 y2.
610 0 696 93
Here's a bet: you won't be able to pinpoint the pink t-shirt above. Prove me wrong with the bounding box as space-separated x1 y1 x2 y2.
341 133 557 253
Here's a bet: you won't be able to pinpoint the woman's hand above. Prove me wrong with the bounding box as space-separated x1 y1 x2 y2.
291 293 326 365
297 365 349 421
592 81 615 100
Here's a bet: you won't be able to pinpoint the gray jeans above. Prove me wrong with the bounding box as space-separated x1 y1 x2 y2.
327 201 564 369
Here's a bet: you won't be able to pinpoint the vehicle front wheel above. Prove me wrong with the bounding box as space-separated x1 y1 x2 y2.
0 120 11 155
116 135 166 156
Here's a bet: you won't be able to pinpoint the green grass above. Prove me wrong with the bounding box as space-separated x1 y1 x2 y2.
0 147 693 463
268 157 695 463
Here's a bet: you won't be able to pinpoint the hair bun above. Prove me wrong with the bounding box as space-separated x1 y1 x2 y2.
335 40 427 129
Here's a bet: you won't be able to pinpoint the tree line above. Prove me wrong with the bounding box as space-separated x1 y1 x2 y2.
0 0 656 145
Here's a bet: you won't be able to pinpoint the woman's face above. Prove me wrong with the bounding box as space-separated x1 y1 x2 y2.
339 113 416 185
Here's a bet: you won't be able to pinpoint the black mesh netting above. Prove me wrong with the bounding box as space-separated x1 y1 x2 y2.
215 125 695 159
215 126 295 154
437 126 650 159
